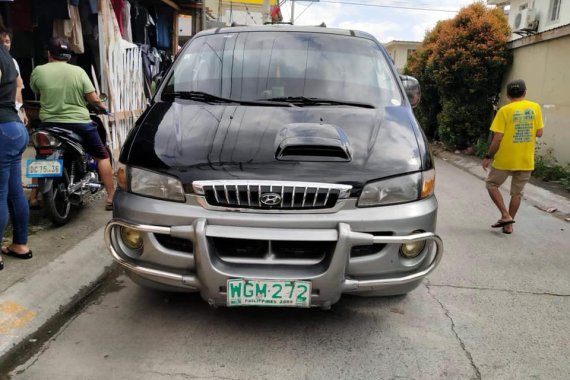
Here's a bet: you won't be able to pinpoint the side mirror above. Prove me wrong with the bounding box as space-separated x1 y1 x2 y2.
400 75 421 108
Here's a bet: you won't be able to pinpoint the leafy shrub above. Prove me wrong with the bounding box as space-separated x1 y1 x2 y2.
404 2 511 148
437 97 494 149
534 155 567 182
475 137 490 158
561 176 570 192
533 147 570 191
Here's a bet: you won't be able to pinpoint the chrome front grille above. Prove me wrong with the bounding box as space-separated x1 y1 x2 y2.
193 180 352 210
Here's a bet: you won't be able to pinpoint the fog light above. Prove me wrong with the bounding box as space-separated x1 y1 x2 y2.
400 242 425 258
399 231 426 258
120 226 143 250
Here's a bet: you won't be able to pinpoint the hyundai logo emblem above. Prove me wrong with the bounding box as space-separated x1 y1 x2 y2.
260 192 282 206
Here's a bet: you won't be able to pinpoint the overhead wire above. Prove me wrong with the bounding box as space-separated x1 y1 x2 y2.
282 0 458 14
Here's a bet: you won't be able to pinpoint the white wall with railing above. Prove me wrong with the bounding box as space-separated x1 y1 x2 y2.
98 0 147 152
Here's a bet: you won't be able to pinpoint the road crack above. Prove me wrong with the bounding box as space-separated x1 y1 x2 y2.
428 283 570 297
149 372 240 380
425 282 481 380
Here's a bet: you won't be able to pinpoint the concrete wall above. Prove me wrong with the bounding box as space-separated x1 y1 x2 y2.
501 34 570 165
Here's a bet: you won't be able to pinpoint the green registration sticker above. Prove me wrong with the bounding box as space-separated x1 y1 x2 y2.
227 279 311 308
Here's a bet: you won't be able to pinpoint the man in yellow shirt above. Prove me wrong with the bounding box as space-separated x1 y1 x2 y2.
482 79 544 234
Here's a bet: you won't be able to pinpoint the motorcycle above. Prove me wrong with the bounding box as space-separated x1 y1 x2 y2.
26 97 112 226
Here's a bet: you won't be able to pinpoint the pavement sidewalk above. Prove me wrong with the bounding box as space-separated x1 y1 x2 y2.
1 146 115 369
0 147 569 369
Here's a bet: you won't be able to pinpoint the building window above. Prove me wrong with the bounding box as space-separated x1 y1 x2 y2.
407 49 415 59
549 0 561 22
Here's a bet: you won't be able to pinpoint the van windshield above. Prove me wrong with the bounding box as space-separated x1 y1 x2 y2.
163 31 402 107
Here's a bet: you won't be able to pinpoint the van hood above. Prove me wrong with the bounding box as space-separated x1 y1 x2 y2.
121 101 427 192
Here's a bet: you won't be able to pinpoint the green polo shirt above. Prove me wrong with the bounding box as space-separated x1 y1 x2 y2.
30 61 95 123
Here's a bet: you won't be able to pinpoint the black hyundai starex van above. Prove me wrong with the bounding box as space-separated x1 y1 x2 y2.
105 25 443 309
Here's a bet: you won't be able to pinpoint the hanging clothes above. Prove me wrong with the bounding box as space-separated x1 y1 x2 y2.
34 0 70 43
155 7 171 50
111 0 125 36
131 4 155 46
88 0 98 14
122 0 133 42
53 4 84 54
79 0 98 37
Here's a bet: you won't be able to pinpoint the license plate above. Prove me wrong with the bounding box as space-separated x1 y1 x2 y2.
227 279 311 307
26 159 63 178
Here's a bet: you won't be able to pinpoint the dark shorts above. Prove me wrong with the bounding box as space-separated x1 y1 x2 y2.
40 122 109 159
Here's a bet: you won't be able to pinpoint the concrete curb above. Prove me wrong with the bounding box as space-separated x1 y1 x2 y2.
434 149 570 220
0 226 114 367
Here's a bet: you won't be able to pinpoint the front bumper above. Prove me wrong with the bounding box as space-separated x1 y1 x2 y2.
104 194 443 308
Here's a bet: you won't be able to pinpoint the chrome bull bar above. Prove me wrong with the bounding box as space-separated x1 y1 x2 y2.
105 219 443 293
104 219 200 288
342 232 443 291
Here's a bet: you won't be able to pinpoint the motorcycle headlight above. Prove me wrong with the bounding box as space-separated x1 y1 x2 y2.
129 167 186 202
358 169 435 207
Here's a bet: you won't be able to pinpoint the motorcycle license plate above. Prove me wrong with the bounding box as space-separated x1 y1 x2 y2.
26 159 63 178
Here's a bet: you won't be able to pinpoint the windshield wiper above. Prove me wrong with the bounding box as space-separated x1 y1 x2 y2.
163 91 293 107
162 91 236 104
262 96 375 109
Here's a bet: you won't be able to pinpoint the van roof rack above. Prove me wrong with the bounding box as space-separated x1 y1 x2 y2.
229 21 327 28
263 21 293 25
261 21 326 27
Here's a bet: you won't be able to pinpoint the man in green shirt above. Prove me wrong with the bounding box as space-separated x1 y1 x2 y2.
30 37 114 210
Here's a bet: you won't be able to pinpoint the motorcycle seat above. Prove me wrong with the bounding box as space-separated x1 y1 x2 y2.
39 126 84 144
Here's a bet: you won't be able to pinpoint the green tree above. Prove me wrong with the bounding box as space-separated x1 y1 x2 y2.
404 2 511 149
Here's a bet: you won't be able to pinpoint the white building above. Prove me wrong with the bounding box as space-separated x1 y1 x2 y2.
383 40 420 73
491 0 568 39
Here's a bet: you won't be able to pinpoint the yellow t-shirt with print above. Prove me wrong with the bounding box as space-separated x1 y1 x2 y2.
490 99 544 171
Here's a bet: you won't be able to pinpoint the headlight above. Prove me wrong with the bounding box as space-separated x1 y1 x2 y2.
129 167 185 202
358 169 435 207
116 162 127 190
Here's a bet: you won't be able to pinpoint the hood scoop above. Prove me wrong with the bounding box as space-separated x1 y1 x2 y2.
274 123 352 162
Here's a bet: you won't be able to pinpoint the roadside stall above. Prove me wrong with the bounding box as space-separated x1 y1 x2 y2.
1 0 202 151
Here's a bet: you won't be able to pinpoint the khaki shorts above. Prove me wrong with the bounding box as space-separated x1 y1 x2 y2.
485 168 532 196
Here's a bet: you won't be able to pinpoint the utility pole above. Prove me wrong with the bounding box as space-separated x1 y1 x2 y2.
291 0 295 24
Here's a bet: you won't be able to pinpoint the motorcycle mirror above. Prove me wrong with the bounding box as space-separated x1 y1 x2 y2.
99 93 108 102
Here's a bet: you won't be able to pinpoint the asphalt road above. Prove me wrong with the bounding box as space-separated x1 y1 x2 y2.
5 158 570 380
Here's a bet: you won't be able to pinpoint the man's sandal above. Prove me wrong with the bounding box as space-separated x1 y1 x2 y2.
491 219 515 228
